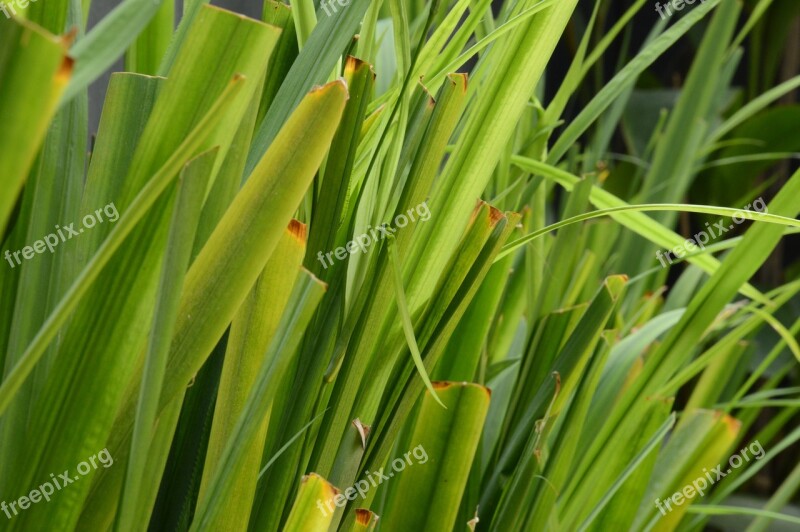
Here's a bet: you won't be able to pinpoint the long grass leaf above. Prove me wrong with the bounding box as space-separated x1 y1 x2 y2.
0 77 244 416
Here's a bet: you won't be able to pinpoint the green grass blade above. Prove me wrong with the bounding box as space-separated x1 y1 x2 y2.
0 17 69 235
0 76 244 418
381 382 490 530
511 156 771 303
499 203 800 260
157 79 347 414
62 0 168 102
197 220 307 531
189 271 327 530
116 147 217 532
688 506 800 526
125 0 174 75
388 238 443 407
577 412 676 531
244 0 371 176
283 473 339 532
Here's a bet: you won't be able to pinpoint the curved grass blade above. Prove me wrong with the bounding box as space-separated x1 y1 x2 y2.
257 408 329 480
498 204 800 261
686 505 800 526
708 73 800 144
510 156 772 303
388 238 444 408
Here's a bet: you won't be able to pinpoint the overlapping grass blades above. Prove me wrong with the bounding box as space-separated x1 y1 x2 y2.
1 0 799 530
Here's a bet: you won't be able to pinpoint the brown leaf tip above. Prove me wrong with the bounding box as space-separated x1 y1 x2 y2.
447 72 469 93
551 371 562 392
57 56 75 83
345 55 375 78
488 205 504 224
716 412 742 434
470 200 506 226
287 219 307 243
355 509 378 526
